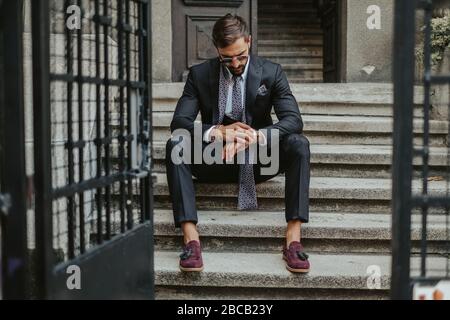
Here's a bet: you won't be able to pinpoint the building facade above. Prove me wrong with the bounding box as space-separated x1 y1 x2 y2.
152 0 399 84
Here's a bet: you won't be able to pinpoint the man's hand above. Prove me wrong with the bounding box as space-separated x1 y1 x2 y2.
223 141 247 162
222 128 263 161
212 122 255 145
210 122 264 160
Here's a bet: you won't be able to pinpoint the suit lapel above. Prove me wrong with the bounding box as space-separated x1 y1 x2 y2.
209 58 220 124
209 55 262 126
245 55 262 126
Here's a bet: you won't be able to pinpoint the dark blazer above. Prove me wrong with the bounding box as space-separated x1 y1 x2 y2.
170 54 303 148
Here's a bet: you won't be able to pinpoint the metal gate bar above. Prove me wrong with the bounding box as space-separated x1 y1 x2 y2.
392 0 450 299
32 0 153 299
391 0 416 300
0 0 29 299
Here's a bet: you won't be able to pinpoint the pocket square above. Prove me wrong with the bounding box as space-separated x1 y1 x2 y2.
256 84 268 96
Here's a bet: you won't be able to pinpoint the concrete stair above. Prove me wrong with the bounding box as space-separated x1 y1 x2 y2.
155 250 447 300
151 142 449 180
130 82 449 299
153 173 448 215
258 0 323 83
154 210 449 254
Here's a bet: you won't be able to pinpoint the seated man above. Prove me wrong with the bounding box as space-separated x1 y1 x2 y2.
166 14 311 273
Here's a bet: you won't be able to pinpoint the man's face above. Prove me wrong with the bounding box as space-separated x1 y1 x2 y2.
217 36 251 76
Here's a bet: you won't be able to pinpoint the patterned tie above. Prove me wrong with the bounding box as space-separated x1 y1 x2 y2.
224 72 258 210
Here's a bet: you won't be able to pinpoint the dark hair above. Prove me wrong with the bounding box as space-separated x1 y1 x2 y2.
212 14 249 48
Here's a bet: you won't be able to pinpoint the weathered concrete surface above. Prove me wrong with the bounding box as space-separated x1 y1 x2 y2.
344 1 394 82
154 173 449 201
152 0 172 82
154 209 449 242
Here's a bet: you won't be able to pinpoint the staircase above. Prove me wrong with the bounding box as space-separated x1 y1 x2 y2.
258 0 324 83
150 82 450 300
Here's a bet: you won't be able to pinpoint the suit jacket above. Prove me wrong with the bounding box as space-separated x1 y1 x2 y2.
170 54 303 148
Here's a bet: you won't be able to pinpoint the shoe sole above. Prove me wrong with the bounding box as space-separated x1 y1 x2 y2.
283 256 310 273
179 265 204 272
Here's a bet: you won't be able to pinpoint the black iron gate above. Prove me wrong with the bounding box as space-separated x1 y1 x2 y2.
0 0 29 299
2 0 154 299
392 0 450 299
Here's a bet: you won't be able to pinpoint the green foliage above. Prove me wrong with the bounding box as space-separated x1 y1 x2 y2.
416 15 450 69
430 16 450 65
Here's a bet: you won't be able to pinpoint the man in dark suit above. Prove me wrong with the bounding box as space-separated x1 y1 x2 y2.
166 14 311 273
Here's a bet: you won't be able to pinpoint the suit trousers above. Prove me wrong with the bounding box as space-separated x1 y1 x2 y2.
165 131 311 228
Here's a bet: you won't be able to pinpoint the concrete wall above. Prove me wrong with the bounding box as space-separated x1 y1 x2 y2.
343 0 394 82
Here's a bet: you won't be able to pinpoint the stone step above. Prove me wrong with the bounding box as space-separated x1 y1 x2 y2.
259 56 323 65
258 47 323 58
153 142 448 166
156 251 390 291
154 209 449 254
284 69 323 78
150 159 445 180
155 251 446 299
148 114 445 134
153 174 448 214
150 129 445 147
259 49 323 58
287 77 323 83
155 286 388 300
145 113 447 146
259 47 323 56
286 83 424 105
282 63 323 71
152 83 425 117
149 142 449 178
151 132 446 148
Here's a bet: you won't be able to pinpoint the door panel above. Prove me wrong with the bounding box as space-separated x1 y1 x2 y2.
172 0 257 82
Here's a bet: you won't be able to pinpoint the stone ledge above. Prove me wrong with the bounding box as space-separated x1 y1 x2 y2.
154 209 448 241
152 83 424 104
147 113 448 134
156 252 446 290
153 173 448 200
152 141 449 166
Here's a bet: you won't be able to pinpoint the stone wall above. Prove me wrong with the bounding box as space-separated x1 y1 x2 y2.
343 0 394 82
151 0 172 82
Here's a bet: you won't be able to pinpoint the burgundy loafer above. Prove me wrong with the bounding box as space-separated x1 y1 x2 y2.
179 240 204 272
282 241 310 273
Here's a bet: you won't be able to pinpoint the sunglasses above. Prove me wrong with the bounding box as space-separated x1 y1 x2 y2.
219 54 249 66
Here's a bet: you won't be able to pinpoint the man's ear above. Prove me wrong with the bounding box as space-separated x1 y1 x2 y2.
247 35 252 48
